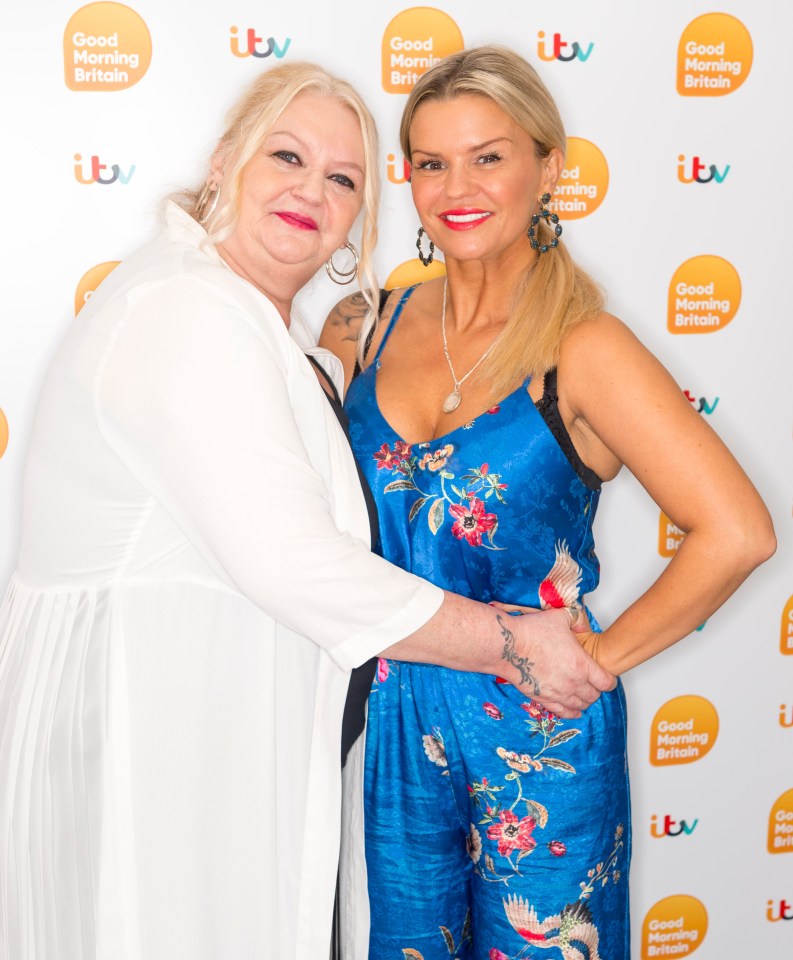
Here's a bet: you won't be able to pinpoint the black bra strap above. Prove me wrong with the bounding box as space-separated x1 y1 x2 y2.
536 368 602 491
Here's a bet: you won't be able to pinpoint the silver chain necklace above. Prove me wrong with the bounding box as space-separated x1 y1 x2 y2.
440 279 500 414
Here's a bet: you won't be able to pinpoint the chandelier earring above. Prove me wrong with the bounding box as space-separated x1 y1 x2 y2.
528 192 563 253
416 226 435 267
325 241 360 285
196 181 221 225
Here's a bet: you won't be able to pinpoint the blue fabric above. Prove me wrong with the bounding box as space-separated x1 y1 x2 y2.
345 286 631 960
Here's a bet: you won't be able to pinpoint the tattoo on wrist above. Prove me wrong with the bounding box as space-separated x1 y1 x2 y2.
497 614 541 694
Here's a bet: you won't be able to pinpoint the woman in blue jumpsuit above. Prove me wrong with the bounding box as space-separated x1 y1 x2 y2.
322 45 774 960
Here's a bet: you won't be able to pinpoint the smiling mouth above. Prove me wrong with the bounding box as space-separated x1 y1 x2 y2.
441 210 490 223
275 211 318 230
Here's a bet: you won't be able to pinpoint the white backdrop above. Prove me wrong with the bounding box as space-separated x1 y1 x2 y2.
1 2 791 957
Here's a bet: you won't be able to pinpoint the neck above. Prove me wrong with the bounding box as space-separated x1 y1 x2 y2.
216 244 301 328
442 246 538 333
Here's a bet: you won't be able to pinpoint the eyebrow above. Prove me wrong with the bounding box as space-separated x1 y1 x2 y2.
267 129 364 175
411 137 512 156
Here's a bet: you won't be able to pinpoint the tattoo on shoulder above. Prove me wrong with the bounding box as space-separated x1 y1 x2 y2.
329 292 368 344
497 614 541 695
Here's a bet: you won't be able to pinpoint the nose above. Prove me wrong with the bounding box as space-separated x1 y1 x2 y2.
292 167 325 206
444 162 476 199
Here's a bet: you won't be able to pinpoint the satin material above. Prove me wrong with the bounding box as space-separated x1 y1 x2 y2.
345 286 632 960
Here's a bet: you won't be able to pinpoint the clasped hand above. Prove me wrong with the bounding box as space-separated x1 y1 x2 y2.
491 604 615 719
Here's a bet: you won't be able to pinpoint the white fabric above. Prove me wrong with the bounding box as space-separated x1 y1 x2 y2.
0 202 443 960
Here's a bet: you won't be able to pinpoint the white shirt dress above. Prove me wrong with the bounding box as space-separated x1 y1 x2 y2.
0 203 443 960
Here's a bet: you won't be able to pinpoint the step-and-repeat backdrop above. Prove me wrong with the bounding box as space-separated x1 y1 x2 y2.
1 2 791 957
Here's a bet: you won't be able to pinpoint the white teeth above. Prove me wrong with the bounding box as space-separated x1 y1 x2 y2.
444 212 490 223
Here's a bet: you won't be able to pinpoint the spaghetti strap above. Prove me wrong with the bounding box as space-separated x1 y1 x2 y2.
372 285 418 364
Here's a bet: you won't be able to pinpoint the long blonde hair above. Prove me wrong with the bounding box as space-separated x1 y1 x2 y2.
399 45 604 394
172 62 380 321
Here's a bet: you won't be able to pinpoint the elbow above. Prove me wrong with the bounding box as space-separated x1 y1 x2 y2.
732 511 777 574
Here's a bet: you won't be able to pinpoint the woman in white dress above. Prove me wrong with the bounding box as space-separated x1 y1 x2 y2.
0 63 615 960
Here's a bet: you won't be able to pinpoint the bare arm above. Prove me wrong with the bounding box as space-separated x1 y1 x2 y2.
384 593 616 719
559 313 776 675
320 291 370 391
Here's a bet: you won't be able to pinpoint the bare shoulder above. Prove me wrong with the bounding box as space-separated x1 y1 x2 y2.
321 291 370 355
559 311 677 406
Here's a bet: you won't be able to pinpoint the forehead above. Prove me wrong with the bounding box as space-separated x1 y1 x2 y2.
411 94 518 142
271 91 364 147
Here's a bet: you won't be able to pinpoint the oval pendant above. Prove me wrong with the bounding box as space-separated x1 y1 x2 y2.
442 390 461 414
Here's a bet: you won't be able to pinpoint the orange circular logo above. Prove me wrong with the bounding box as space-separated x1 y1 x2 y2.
64 2 152 91
667 255 741 334
642 895 708 958
385 257 446 290
381 7 464 93
781 596 793 656
550 137 608 221
768 788 793 854
0 408 8 460
649 696 719 767
75 261 120 315
677 13 753 97
658 510 685 558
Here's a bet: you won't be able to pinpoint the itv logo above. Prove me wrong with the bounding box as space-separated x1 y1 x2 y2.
73 153 135 185
229 27 291 59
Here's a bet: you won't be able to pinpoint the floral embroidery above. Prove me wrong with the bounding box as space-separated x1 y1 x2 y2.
483 702 503 720
373 442 508 549
466 824 483 863
377 658 389 683
450 498 497 546
373 440 413 472
493 824 625 959
422 728 448 768
487 810 537 857
401 910 471 960
419 444 454 472
548 840 567 857
486 405 501 415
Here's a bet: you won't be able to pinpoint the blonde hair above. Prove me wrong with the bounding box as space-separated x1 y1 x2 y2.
173 62 380 321
398 45 604 393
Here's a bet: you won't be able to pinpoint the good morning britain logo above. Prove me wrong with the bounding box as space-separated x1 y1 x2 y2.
0 408 8 460
649 695 718 766
641 895 708 959
75 262 120 314
549 139 608 220
768 789 793 854
667 256 741 334
677 13 752 96
781 595 793 656
64 3 151 91
381 7 463 92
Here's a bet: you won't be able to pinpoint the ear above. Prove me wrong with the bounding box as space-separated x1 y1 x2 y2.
540 147 565 198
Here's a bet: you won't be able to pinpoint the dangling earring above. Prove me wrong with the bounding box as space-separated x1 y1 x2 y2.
528 192 563 253
196 182 221 225
416 227 435 267
325 241 360 285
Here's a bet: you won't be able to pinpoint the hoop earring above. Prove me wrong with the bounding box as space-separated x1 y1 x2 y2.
528 192 563 253
325 241 359 285
416 227 435 267
196 182 220 225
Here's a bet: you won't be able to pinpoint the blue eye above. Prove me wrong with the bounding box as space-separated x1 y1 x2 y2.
330 174 356 190
272 150 301 165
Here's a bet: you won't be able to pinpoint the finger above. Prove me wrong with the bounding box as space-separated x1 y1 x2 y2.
533 701 582 720
589 661 618 692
